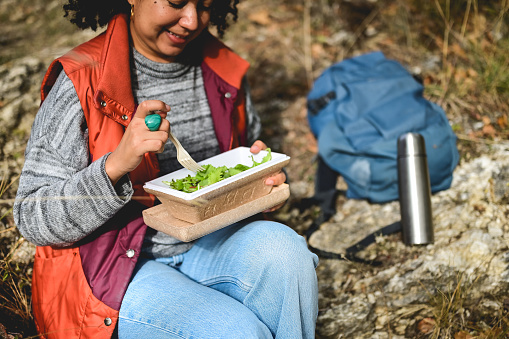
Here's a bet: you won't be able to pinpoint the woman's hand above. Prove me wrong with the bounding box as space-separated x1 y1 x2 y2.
250 140 287 212
105 100 170 185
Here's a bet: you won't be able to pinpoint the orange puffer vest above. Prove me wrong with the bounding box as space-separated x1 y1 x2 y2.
32 14 249 339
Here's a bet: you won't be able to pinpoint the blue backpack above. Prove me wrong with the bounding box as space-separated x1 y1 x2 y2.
307 52 459 203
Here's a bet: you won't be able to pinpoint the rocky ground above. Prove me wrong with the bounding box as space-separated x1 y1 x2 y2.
1 0 509 338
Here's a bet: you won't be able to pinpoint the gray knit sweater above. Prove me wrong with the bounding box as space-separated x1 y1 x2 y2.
13 48 261 258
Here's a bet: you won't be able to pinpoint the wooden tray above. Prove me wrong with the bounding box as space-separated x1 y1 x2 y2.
142 184 290 242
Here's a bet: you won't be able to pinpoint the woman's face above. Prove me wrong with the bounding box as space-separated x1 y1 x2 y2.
128 0 214 63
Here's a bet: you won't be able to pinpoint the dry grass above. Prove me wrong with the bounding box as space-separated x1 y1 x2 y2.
0 255 34 336
417 270 509 339
0 171 35 338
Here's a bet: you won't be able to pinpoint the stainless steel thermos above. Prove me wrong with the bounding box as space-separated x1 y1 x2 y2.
397 133 434 245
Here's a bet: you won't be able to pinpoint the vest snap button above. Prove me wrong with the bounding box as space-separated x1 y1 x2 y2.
126 249 135 258
224 92 232 99
104 317 112 326
121 115 128 120
100 101 107 107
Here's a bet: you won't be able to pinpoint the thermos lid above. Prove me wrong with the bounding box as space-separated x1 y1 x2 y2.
398 133 426 156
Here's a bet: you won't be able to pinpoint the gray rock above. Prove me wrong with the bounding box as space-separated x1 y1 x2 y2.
312 144 509 337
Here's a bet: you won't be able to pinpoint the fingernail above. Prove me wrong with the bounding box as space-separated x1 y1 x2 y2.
165 104 171 111
266 179 274 185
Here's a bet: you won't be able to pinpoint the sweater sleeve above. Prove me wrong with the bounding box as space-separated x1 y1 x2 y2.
13 71 133 247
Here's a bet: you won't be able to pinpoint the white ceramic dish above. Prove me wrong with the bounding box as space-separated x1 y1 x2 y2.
143 147 291 224
143 147 290 200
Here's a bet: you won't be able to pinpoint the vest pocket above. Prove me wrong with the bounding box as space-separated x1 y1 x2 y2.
32 247 117 338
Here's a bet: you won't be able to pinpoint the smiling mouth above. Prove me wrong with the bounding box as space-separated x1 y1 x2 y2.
166 30 188 40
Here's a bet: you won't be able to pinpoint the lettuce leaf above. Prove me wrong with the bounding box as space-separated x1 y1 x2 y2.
163 149 272 193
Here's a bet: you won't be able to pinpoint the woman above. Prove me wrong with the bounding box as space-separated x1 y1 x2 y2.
14 0 319 338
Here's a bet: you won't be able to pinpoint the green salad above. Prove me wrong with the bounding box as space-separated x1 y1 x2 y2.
163 149 272 193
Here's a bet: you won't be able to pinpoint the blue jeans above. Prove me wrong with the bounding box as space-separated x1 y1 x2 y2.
118 220 319 339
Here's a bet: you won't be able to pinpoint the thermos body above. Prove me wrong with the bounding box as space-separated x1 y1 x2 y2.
397 133 434 245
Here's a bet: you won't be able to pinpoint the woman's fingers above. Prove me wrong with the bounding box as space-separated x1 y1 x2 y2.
263 201 286 213
133 101 170 153
158 118 170 133
105 101 171 184
151 119 170 153
249 140 285 186
265 171 286 186
136 100 171 119
137 100 170 132
264 172 288 212
250 140 267 154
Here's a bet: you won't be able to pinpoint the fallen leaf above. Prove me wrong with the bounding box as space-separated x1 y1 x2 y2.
248 9 271 26
454 68 468 83
311 43 325 59
482 116 491 125
497 114 508 129
482 124 496 137
450 43 467 59
467 68 478 78
305 132 318 153
486 30 494 43
423 75 435 86
481 37 491 50
471 111 482 120
417 318 435 334
454 331 474 339
435 36 444 50
468 131 479 140
386 3 399 16
378 37 395 47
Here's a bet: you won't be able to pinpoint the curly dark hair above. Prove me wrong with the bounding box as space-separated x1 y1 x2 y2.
63 0 239 37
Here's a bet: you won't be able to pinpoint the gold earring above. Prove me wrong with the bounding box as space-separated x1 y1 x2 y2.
130 5 134 19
